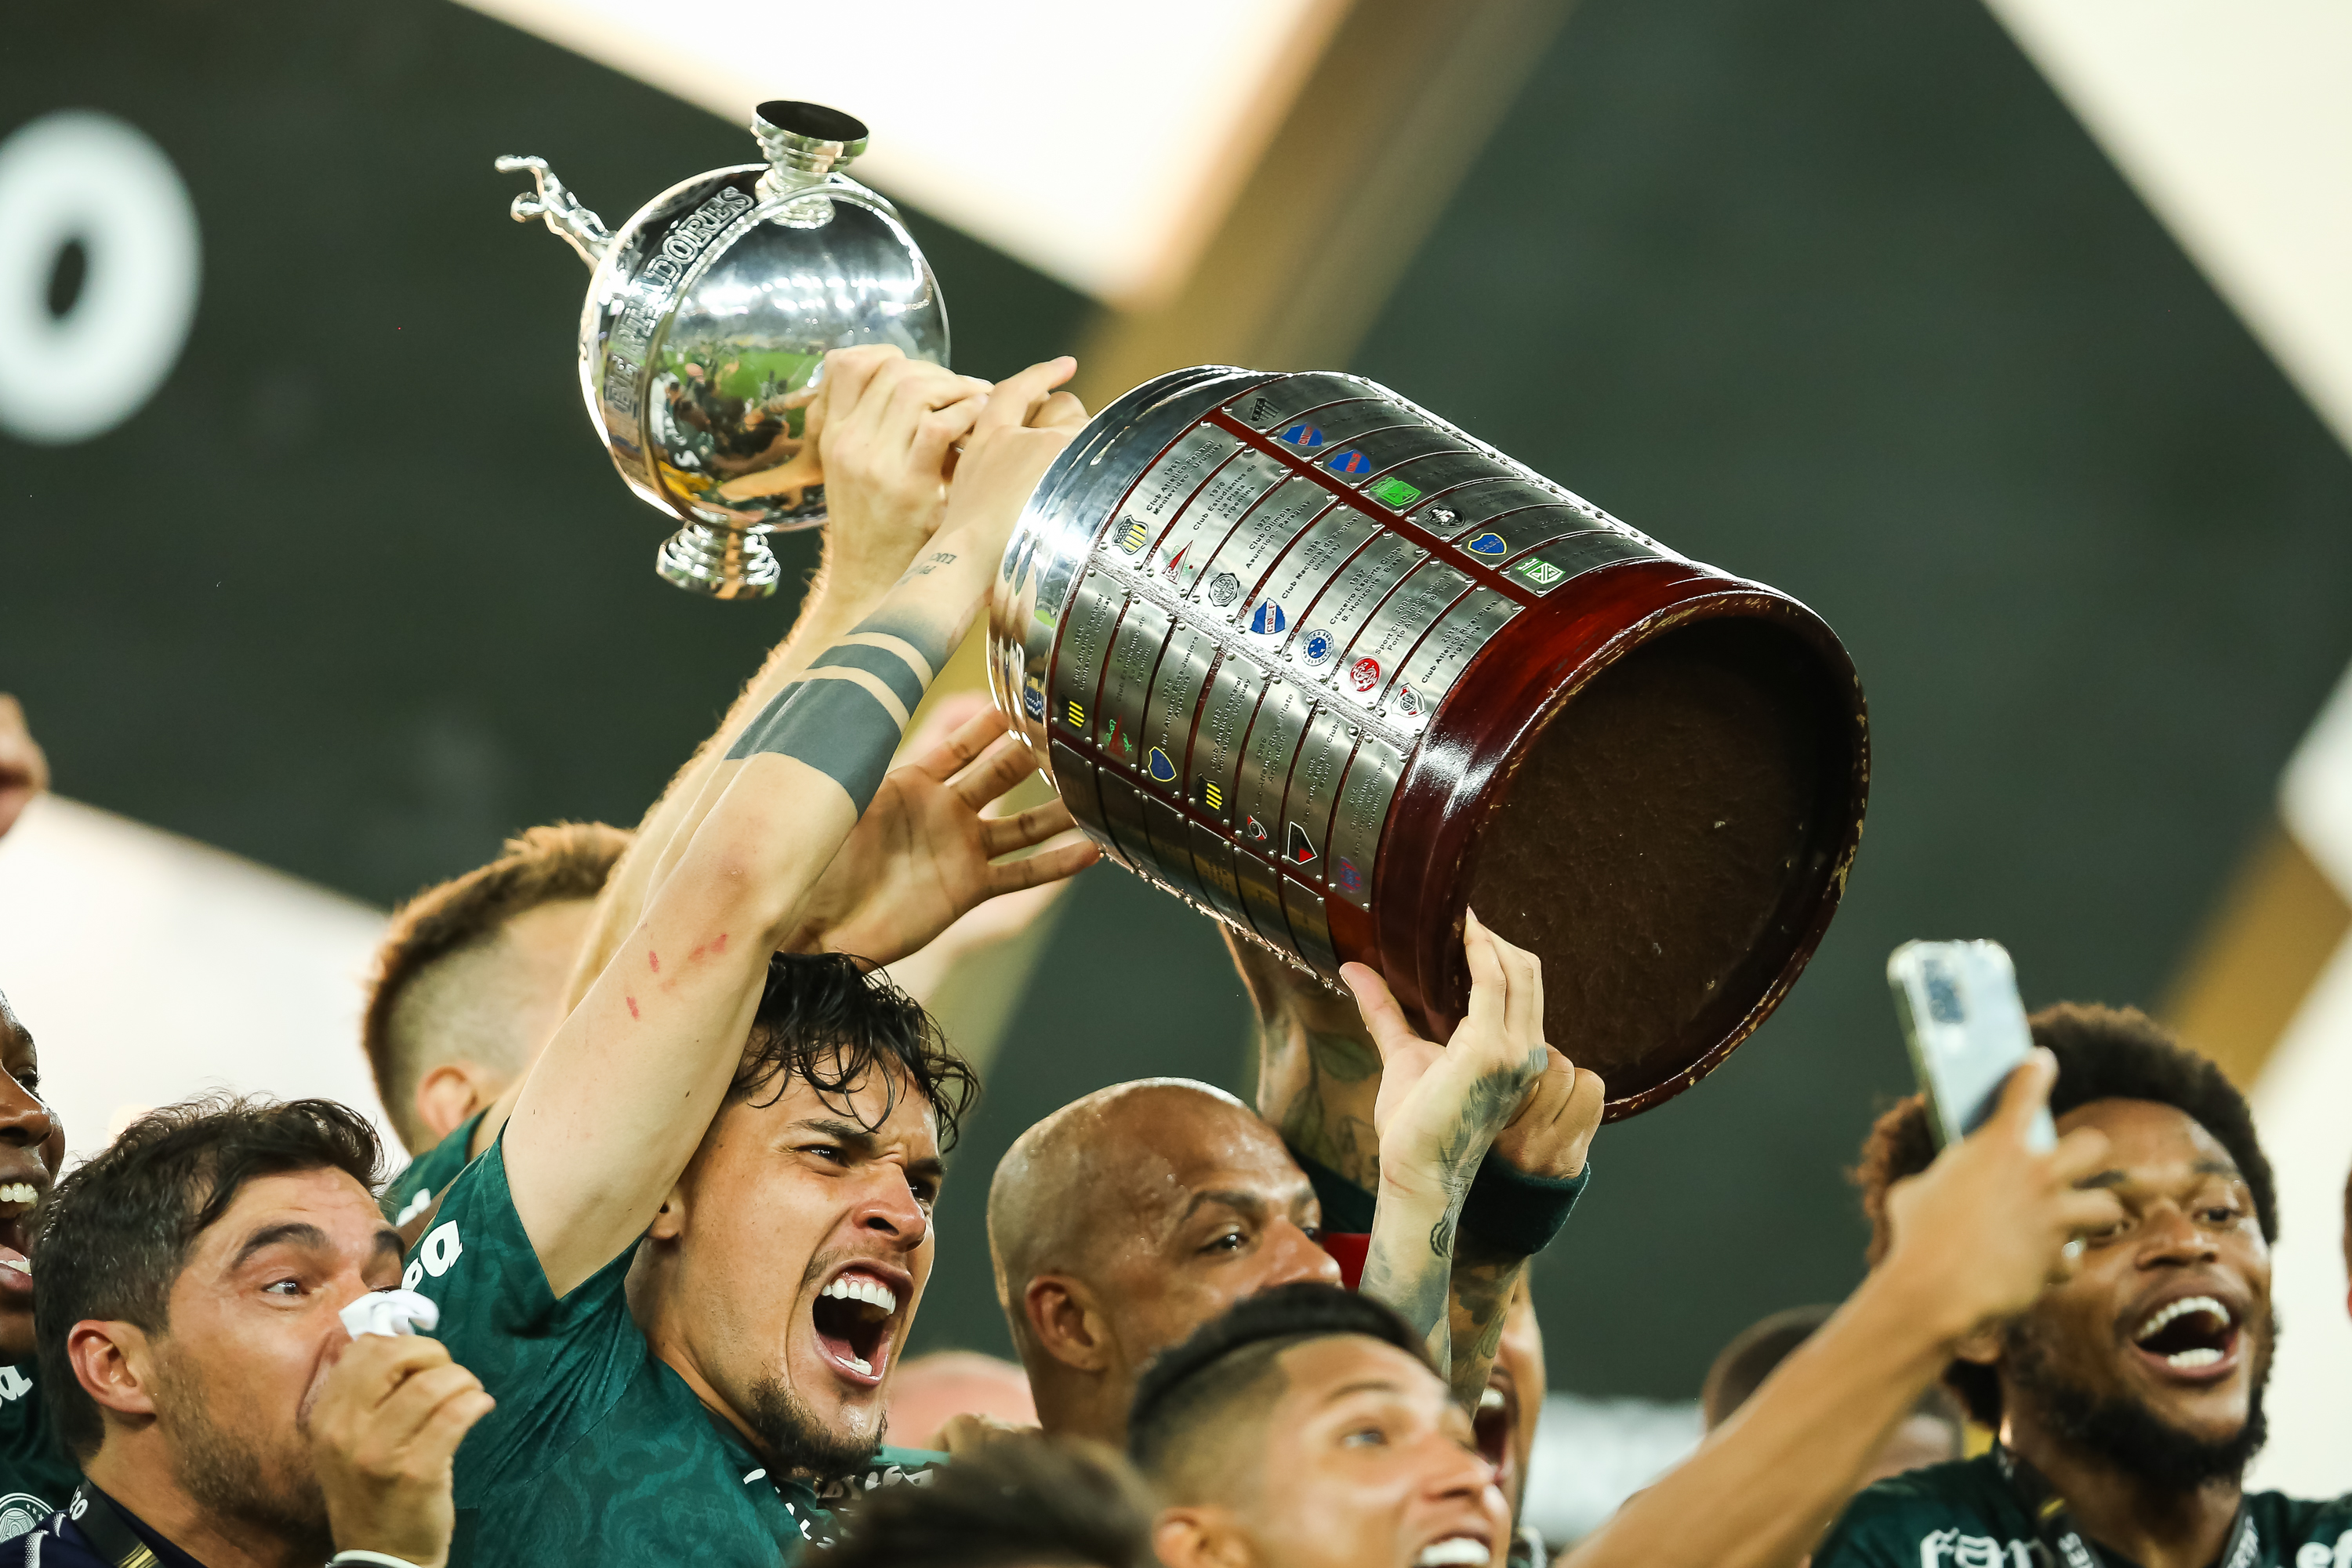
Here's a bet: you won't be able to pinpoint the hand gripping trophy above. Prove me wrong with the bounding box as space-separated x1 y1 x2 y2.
499 100 949 597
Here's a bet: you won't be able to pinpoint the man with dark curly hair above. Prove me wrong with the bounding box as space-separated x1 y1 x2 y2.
404 364 1095 1567
1815 1003 2352 1568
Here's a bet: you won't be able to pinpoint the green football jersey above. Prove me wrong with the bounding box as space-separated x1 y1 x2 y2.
379 1111 487 1228
1815 1451 2352 1567
408 1138 941 1566
0 1361 79 1544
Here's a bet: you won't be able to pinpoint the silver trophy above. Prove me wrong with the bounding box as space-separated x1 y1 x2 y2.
499 101 951 597
989 367 1869 1119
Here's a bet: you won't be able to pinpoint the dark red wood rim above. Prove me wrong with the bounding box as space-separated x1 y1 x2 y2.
1368 558 1871 1120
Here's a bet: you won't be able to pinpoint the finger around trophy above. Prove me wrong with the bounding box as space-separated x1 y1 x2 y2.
1339 962 1420 1062
975 357 1078 434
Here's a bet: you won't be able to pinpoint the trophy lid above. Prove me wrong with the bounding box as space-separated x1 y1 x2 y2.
753 101 869 179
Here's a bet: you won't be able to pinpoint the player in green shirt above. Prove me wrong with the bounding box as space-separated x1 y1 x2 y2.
0 987 78 1541
367 823 630 1235
1553 1042 2127 1568
1814 1449 2352 1568
1813 1005 2325 1568
411 357 1098 1566
373 344 1028 1252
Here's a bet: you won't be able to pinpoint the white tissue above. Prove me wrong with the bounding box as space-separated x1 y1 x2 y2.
339 1288 441 1339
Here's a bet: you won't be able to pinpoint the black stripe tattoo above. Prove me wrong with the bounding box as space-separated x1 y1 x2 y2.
724 678 904 812
807 643 927 713
851 596 956 676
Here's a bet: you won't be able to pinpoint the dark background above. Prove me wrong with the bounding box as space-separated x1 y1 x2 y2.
7 0 2348 1398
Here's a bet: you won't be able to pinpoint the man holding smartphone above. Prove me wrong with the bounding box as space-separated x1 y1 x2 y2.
1817 1004 2352 1568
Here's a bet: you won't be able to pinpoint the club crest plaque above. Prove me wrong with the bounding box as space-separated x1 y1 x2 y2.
990 368 1869 1118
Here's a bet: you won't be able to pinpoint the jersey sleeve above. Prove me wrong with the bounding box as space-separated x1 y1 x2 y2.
379 1113 483 1225
404 1134 646 1497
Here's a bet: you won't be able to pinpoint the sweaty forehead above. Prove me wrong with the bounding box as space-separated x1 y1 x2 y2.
1102 1089 1307 1221
2056 1098 2239 1181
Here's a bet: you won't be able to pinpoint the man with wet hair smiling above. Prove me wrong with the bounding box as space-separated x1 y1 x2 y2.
1817 1004 2352 1568
1131 1283 1511 1568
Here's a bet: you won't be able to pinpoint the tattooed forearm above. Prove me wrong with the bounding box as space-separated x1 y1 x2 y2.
840 604 954 685
1274 1025 1382 1190
723 597 958 814
724 677 907 815
899 550 958 581
1446 1247 1529 1407
1359 1238 1454 1366
1363 1050 1546 1396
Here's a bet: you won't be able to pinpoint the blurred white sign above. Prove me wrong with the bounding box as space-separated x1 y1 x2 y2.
0 796 392 1166
458 0 1345 306
0 111 200 445
1984 0 2352 456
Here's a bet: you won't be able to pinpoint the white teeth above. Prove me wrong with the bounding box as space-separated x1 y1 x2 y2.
0 1184 36 1207
2136 1295 2232 1342
820 1276 898 1316
846 1356 873 1377
0 1258 27 1277
1416 1540 1490 1567
1478 1387 1506 1414
2167 1347 2224 1370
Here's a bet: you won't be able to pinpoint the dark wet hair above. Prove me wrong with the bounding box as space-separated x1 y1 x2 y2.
808 1436 1156 1568
1127 1283 1427 1488
1852 1003 2274 1425
734 953 978 1152
34 1095 384 1457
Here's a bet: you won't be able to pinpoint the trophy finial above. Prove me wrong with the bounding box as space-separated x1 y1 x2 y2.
750 102 869 223
495 154 612 267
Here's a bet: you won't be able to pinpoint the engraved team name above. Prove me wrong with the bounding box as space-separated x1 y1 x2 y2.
601 185 757 417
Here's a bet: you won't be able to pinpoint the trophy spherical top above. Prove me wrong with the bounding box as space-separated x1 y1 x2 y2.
502 103 949 601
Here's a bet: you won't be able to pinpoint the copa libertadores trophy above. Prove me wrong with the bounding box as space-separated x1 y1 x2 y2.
988 369 1871 1119
499 101 950 597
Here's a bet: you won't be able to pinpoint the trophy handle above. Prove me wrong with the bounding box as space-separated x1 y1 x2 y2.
494 154 612 268
655 522 781 600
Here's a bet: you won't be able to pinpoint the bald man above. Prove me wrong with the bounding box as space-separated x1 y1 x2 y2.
992 915 1599 1445
993 1078 1334 1440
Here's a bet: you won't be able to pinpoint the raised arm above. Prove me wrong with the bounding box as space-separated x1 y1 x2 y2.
560 347 1038 1012
1560 1053 2124 1568
1348 913 1573 1400
1239 924 1601 1404
504 374 1080 1294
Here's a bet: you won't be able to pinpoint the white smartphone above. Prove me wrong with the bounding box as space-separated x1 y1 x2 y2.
1886 938 2056 1152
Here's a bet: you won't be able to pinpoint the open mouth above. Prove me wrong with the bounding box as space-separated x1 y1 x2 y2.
1472 1382 1514 1472
1414 1535 1493 1566
811 1268 902 1386
2131 1294 2238 1376
0 1181 41 1297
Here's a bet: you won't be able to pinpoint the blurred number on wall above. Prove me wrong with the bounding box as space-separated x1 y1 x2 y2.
0 111 200 445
